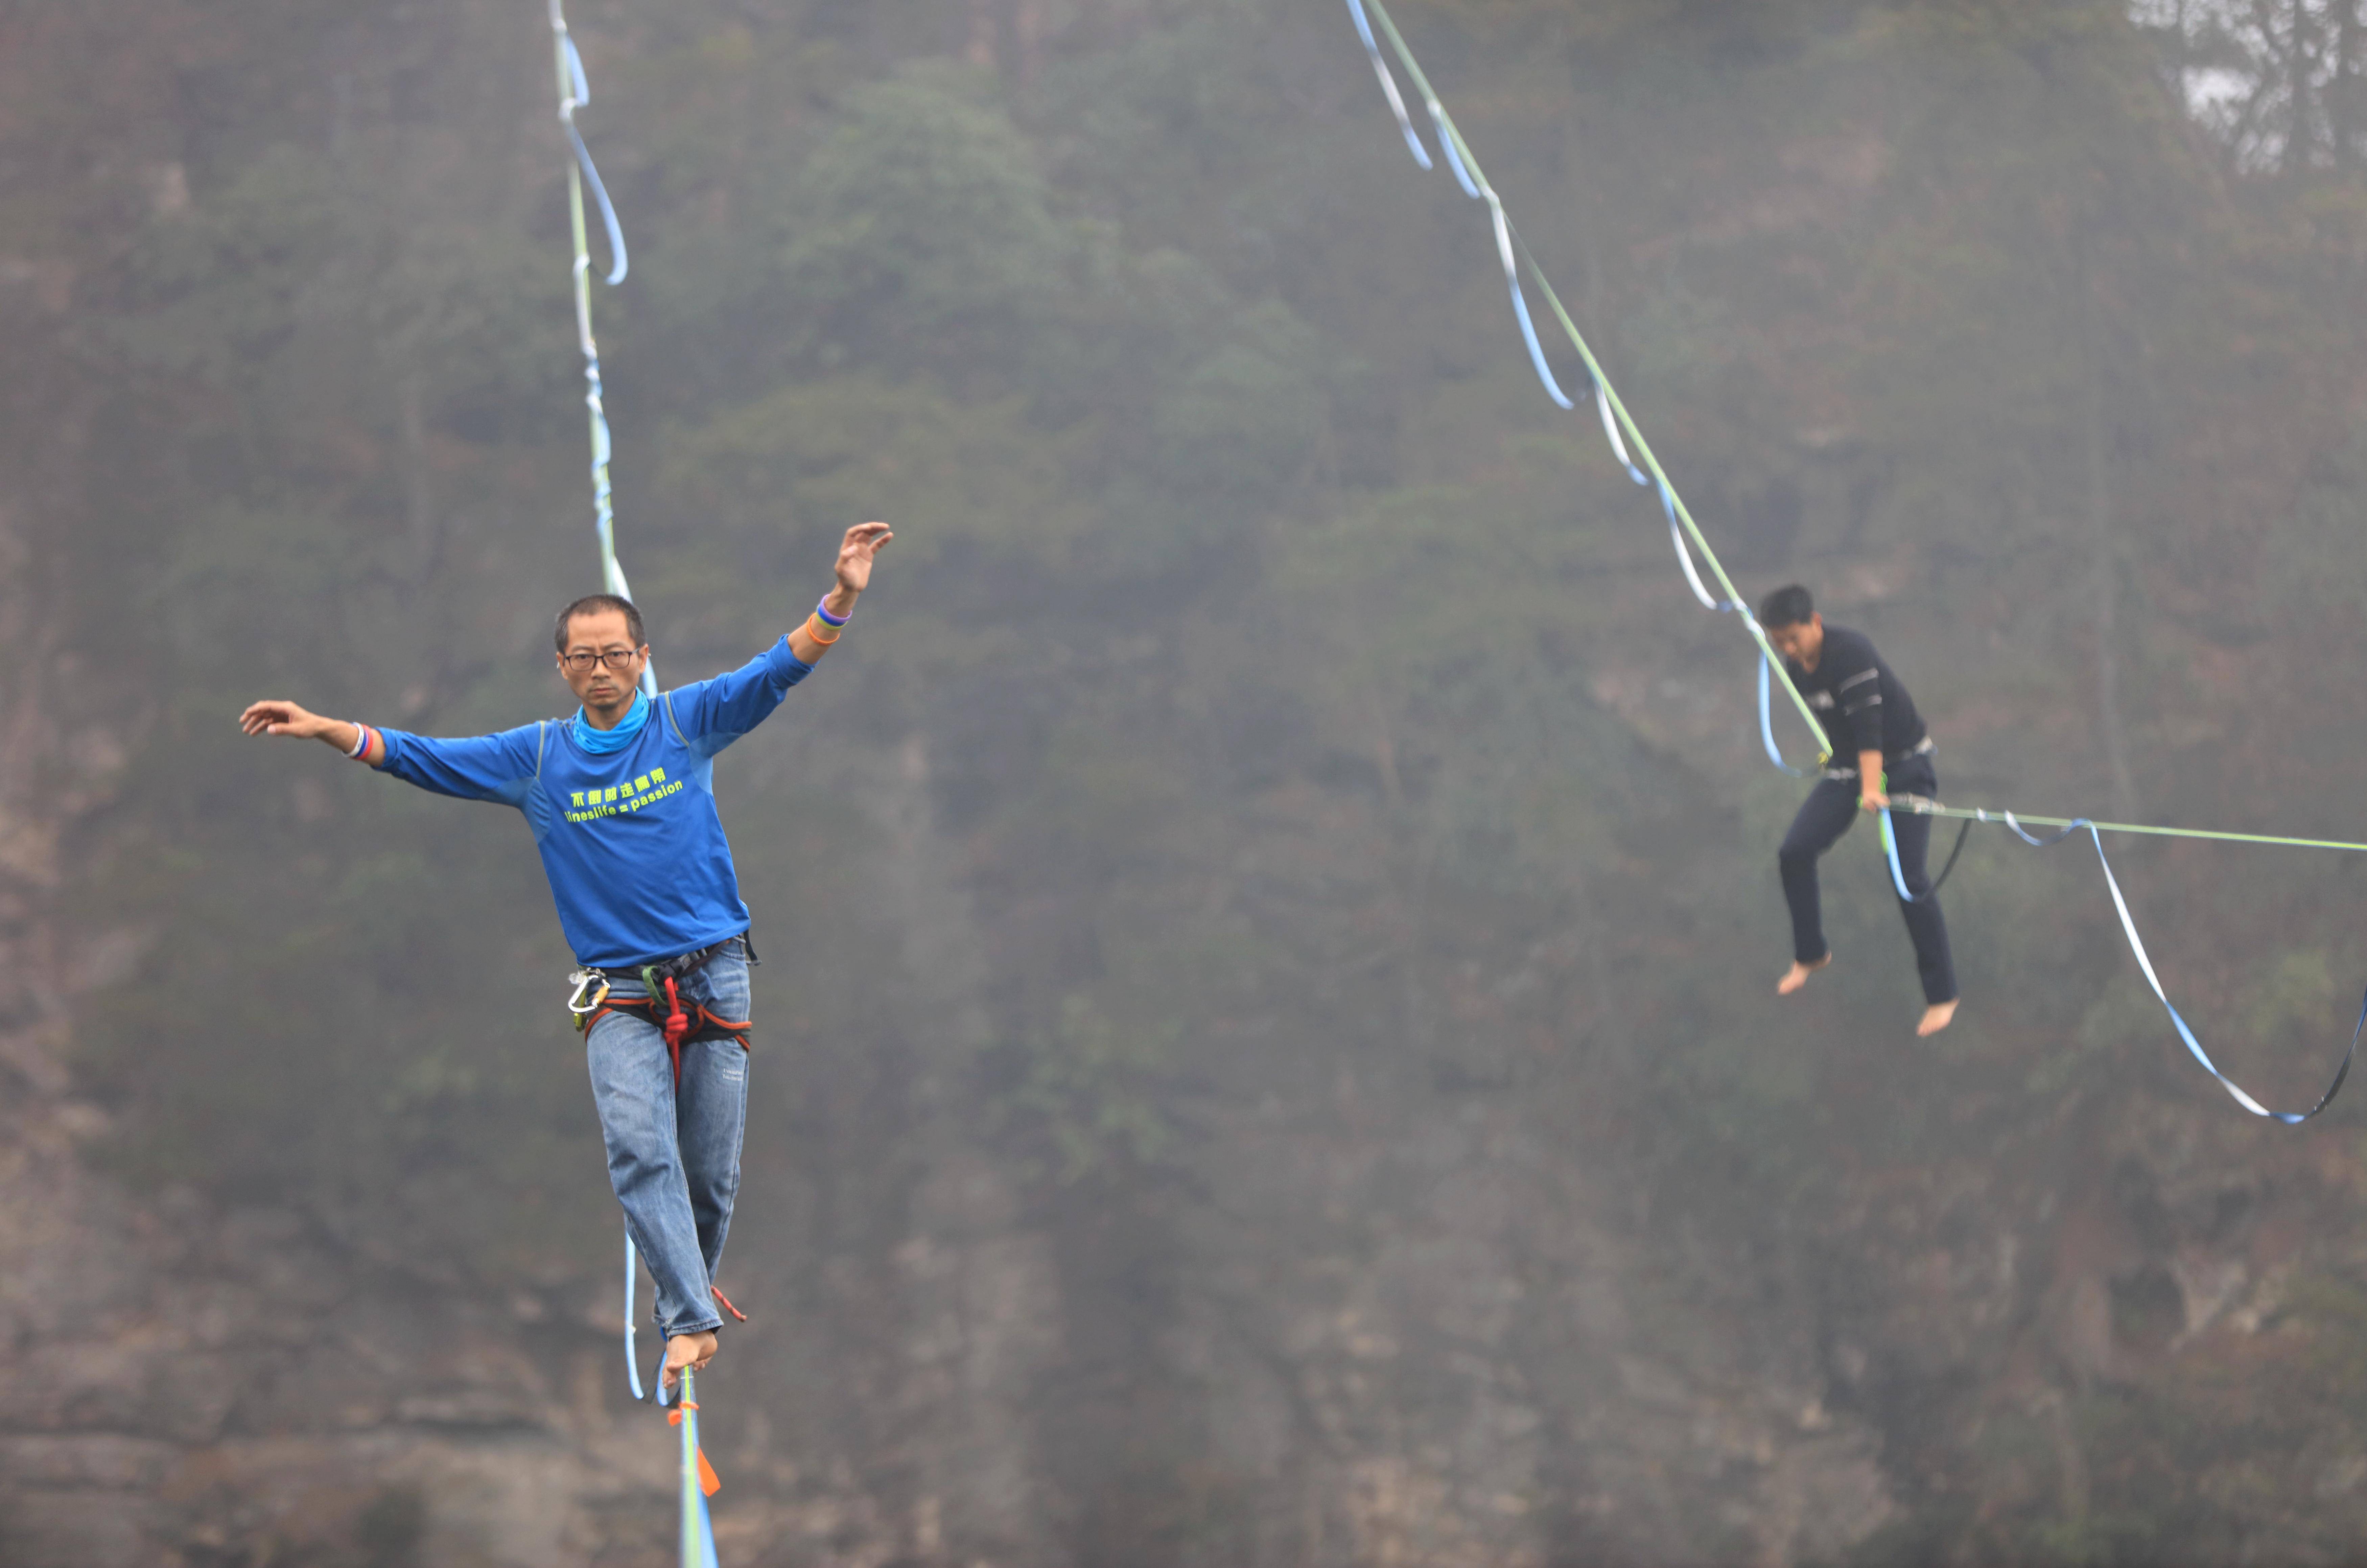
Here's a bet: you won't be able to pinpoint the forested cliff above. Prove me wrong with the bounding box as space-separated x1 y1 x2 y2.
9 0 2367 1563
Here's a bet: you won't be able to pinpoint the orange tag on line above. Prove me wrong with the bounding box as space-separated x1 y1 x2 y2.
664 1408 723 1493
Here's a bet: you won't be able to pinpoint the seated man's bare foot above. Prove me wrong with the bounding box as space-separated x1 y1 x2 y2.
1917 999 1959 1037
661 1330 719 1391
1776 954 1833 996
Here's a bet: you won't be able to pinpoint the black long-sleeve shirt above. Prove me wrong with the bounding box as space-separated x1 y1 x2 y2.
1783 624 1927 763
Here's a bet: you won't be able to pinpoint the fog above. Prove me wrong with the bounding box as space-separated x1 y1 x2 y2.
7 0 2367 1562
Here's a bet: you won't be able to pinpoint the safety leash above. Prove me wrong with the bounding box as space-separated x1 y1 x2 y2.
547 0 656 699
1872 808 1976 903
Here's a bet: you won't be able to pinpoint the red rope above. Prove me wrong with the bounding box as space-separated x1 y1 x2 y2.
661 977 690 1082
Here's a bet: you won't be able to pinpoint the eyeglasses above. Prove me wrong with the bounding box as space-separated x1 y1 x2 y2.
560 648 643 673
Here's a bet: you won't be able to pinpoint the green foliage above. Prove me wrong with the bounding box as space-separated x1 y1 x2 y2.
782 62 1078 373
997 993 1181 1182
656 374 1093 570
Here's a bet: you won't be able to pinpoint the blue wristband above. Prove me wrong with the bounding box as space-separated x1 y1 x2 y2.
814 596 850 628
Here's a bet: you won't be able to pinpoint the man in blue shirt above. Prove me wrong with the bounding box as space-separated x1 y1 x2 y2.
1760 583 1959 1038
241 521 892 1390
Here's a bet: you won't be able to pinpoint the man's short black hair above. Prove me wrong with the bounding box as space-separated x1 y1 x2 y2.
1758 584 1815 629
555 593 646 652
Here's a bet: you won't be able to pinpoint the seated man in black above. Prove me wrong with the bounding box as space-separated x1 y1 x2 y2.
1760 584 1959 1037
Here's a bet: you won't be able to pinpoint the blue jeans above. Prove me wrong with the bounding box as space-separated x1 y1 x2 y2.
585 940 751 1339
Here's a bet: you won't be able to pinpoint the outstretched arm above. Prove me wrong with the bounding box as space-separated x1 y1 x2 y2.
241 702 540 805
787 521 892 664
241 701 384 766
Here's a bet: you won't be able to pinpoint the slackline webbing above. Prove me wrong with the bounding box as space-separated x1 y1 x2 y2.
548 10 710 1552
648 1286 723 1565
1342 0 1828 775
671 1368 723 1568
1341 0 2363 1122
549 0 656 699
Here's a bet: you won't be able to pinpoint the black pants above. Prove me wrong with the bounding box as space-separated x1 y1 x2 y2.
1778 751 1958 1005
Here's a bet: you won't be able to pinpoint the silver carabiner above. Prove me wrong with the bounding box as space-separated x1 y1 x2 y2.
567 967 612 1015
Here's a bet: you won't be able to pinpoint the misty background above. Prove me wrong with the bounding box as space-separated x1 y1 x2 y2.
7 0 2367 1562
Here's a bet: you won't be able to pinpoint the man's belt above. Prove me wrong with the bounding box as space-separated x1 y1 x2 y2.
1822 734 1936 781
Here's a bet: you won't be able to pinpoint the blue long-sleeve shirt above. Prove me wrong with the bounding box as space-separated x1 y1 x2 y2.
374 637 812 967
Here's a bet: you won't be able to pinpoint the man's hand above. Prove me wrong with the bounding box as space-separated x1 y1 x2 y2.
833 521 893 600
241 701 375 762
794 522 894 662
241 700 333 741
1857 749 1888 811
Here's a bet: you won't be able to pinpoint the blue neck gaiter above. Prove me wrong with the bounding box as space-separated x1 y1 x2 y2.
572 689 650 755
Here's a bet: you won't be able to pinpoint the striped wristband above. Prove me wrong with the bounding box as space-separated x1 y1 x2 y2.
814 596 851 628
346 724 374 759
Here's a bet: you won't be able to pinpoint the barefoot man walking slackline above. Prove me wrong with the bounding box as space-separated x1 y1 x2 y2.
1759 584 1960 1038
241 521 892 1390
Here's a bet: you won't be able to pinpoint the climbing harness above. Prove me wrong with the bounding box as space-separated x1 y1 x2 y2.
570 935 756 1084
548 0 655 699
1341 0 2367 1122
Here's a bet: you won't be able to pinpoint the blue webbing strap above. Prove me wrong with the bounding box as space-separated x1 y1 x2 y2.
1342 0 1433 169
1757 656 1816 778
624 1230 647 1400
559 35 627 287
1492 205 1574 409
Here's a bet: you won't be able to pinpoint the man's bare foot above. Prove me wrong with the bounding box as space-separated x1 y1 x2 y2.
661 1330 718 1391
1917 999 1959 1038
1777 954 1833 996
